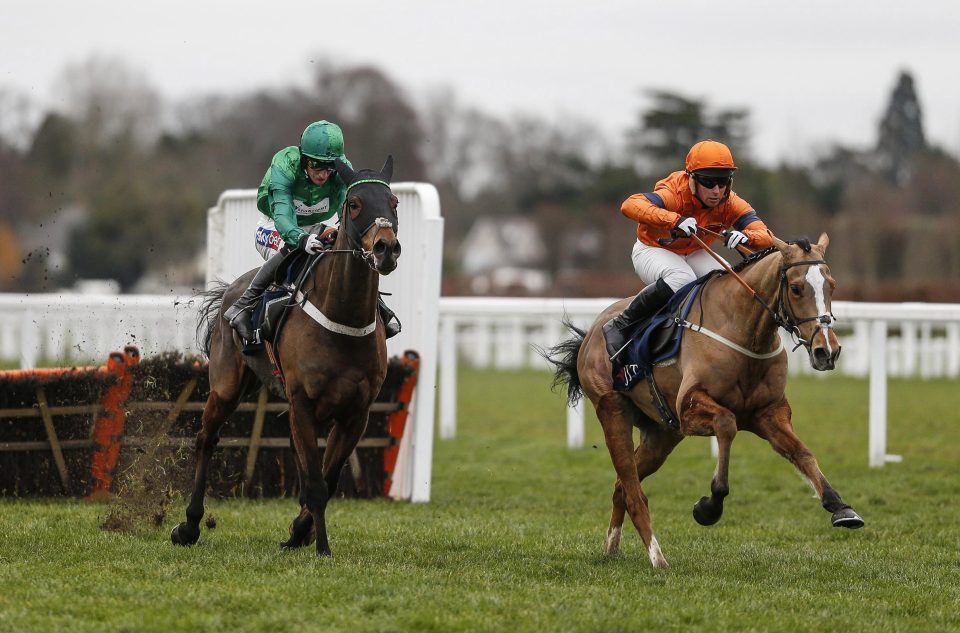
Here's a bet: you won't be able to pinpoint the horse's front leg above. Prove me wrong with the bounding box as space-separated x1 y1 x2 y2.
596 393 668 568
287 391 332 556
281 444 316 549
678 388 738 526
753 399 864 529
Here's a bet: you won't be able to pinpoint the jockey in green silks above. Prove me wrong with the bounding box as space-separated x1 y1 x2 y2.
223 120 400 347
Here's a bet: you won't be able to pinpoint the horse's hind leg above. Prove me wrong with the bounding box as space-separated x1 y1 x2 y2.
172 323 249 546
753 399 864 528
678 388 738 527
607 425 681 556
171 389 241 546
597 394 669 568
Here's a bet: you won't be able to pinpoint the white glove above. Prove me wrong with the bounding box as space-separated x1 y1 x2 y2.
675 216 698 237
725 230 749 249
300 233 324 255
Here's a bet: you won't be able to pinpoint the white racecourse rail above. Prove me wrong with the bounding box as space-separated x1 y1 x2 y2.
2 260 959 472
436 297 960 468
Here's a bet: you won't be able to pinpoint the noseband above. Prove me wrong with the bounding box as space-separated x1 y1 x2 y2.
775 259 836 351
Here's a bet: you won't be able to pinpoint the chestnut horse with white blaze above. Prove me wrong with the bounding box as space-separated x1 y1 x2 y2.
543 233 863 568
172 156 401 556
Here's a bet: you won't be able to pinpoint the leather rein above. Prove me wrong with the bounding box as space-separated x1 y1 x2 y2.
688 231 835 353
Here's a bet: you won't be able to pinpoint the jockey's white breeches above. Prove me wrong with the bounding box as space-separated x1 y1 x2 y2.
631 240 729 291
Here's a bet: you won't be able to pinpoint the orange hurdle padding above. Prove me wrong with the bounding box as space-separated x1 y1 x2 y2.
383 351 420 497
87 346 140 500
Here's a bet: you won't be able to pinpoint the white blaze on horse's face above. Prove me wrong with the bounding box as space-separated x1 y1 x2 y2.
800 262 841 370
805 265 835 336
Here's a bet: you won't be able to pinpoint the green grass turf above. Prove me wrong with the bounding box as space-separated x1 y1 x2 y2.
1 369 958 632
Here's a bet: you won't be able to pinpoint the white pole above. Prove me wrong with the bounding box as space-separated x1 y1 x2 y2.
439 315 457 439
20 309 38 369
567 399 584 449
868 320 888 468
410 217 444 503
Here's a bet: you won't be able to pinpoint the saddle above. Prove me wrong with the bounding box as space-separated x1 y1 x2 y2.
611 275 718 430
245 250 312 354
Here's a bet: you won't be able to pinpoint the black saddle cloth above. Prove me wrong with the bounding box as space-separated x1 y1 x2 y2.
246 251 313 352
611 276 709 391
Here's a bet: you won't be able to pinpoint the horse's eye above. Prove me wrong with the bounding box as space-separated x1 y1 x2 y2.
348 200 360 211
790 284 802 297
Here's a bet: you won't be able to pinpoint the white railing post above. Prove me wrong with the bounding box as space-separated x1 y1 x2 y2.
567 399 584 449
20 309 38 369
868 320 888 467
439 315 458 439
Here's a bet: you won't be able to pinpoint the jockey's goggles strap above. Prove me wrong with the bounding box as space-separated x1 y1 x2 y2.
345 179 391 194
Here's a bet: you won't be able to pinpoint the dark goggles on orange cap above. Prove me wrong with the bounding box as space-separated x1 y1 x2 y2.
693 174 732 189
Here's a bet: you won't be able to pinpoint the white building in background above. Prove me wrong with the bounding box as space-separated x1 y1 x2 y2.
460 216 549 294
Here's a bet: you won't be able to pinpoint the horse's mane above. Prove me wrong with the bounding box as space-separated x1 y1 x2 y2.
728 237 813 274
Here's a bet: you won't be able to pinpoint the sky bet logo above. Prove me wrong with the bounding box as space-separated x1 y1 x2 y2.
256 226 283 250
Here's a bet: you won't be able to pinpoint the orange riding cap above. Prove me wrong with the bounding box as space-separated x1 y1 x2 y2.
685 140 737 173
620 171 774 255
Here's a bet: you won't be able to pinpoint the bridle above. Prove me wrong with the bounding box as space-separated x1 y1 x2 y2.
288 177 398 339
684 232 837 354
774 259 836 351
323 178 396 271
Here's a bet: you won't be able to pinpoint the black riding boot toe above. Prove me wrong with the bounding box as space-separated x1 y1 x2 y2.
603 319 630 359
225 308 255 343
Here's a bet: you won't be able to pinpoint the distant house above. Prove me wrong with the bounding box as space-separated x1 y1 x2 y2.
459 216 549 294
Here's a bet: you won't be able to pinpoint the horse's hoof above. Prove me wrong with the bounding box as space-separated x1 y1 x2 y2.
832 508 865 529
692 496 722 526
171 522 200 546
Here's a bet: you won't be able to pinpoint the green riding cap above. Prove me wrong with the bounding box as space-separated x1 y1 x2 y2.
300 120 345 161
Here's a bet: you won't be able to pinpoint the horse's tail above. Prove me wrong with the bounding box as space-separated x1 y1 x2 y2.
537 317 586 407
195 281 229 358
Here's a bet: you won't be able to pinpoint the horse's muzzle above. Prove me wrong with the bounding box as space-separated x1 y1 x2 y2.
810 344 841 371
373 238 401 274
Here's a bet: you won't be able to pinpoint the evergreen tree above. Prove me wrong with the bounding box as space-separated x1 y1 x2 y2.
876 70 926 186
630 90 751 175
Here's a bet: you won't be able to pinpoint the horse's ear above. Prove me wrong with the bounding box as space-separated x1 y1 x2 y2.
817 232 830 252
770 230 789 253
335 157 355 186
379 155 394 183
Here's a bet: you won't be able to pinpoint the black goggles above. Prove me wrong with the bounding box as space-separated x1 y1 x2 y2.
306 158 336 172
694 174 732 189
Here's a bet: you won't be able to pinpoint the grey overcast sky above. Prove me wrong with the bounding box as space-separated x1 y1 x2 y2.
3 0 959 165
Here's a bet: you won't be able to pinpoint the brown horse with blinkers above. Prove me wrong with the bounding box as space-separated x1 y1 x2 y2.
172 156 400 556
544 232 863 568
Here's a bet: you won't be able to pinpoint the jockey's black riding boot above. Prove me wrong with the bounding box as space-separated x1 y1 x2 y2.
377 295 401 339
223 253 285 343
603 278 675 361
